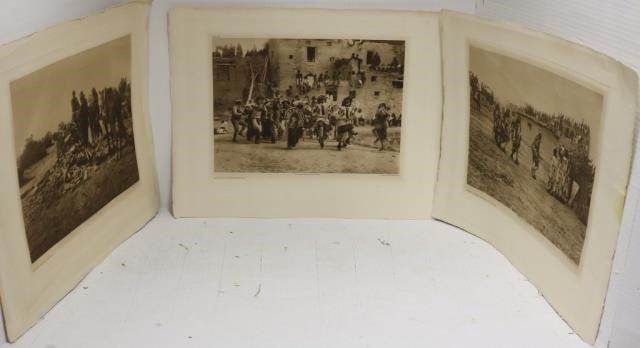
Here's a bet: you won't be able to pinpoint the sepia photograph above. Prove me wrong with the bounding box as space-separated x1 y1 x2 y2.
212 38 405 174
467 45 601 264
11 36 139 263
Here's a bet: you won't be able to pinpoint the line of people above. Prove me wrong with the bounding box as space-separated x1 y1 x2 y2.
223 94 395 151
471 71 591 150
69 78 131 157
492 104 523 165
492 104 544 179
294 70 338 94
491 102 582 203
548 115 590 145
547 145 573 203
474 77 596 220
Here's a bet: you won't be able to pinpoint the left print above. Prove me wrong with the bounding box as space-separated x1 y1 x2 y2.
11 36 138 263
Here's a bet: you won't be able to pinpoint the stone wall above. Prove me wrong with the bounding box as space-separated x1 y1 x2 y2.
352 70 404 119
212 56 246 117
213 55 270 117
213 39 405 119
269 39 405 118
269 39 402 90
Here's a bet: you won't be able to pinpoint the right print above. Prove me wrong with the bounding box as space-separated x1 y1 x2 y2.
467 45 602 265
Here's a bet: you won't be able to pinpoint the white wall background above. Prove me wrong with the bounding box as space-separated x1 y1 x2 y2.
474 3 640 347
0 1 638 347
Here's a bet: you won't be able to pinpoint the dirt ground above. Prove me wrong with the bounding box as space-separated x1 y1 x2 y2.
467 105 586 264
213 126 400 174
20 145 58 197
21 145 139 262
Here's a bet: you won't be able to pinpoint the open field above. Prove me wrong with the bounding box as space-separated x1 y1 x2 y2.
467 105 586 264
21 145 139 262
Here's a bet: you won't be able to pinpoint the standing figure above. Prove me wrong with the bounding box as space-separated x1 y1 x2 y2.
108 87 125 158
271 99 282 142
71 90 80 125
277 99 289 137
247 98 265 144
101 88 113 151
547 148 559 195
341 95 353 119
231 99 244 142
314 110 330 149
492 104 502 148
89 88 103 143
500 108 512 152
531 132 542 179
98 89 106 128
78 91 90 147
116 83 127 141
510 112 522 164
559 146 573 203
356 108 365 126
373 103 389 151
261 101 276 144
106 88 118 153
287 103 304 149
335 110 354 151
295 70 303 92
118 78 132 118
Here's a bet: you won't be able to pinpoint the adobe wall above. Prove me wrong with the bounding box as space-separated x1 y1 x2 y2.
270 39 404 119
269 39 402 89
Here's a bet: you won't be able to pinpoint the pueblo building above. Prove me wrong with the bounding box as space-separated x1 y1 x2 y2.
213 39 405 119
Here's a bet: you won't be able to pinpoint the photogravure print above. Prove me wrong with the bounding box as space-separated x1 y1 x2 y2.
212 38 405 174
467 45 601 264
11 36 139 263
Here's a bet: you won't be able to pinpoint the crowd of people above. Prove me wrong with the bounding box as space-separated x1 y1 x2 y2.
67 77 132 158
470 71 596 223
291 51 403 97
513 105 591 146
473 69 591 148
293 70 340 95
487 96 592 208
547 145 574 203
217 93 399 152
291 56 358 96
491 103 553 181
486 99 598 214
547 114 591 145
492 104 523 165
23 78 134 201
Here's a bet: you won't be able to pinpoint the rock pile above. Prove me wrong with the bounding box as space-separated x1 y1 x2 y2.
28 122 131 206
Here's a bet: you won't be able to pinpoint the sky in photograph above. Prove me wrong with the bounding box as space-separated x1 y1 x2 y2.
11 36 130 157
212 38 269 54
469 45 603 161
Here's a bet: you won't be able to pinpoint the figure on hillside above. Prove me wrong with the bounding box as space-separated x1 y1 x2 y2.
531 132 542 179
71 90 80 125
510 112 522 164
89 88 103 143
78 91 90 147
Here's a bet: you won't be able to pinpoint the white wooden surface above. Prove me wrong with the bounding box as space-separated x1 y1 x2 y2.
0 0 638 347
474 3 640 347
4 212 592 348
